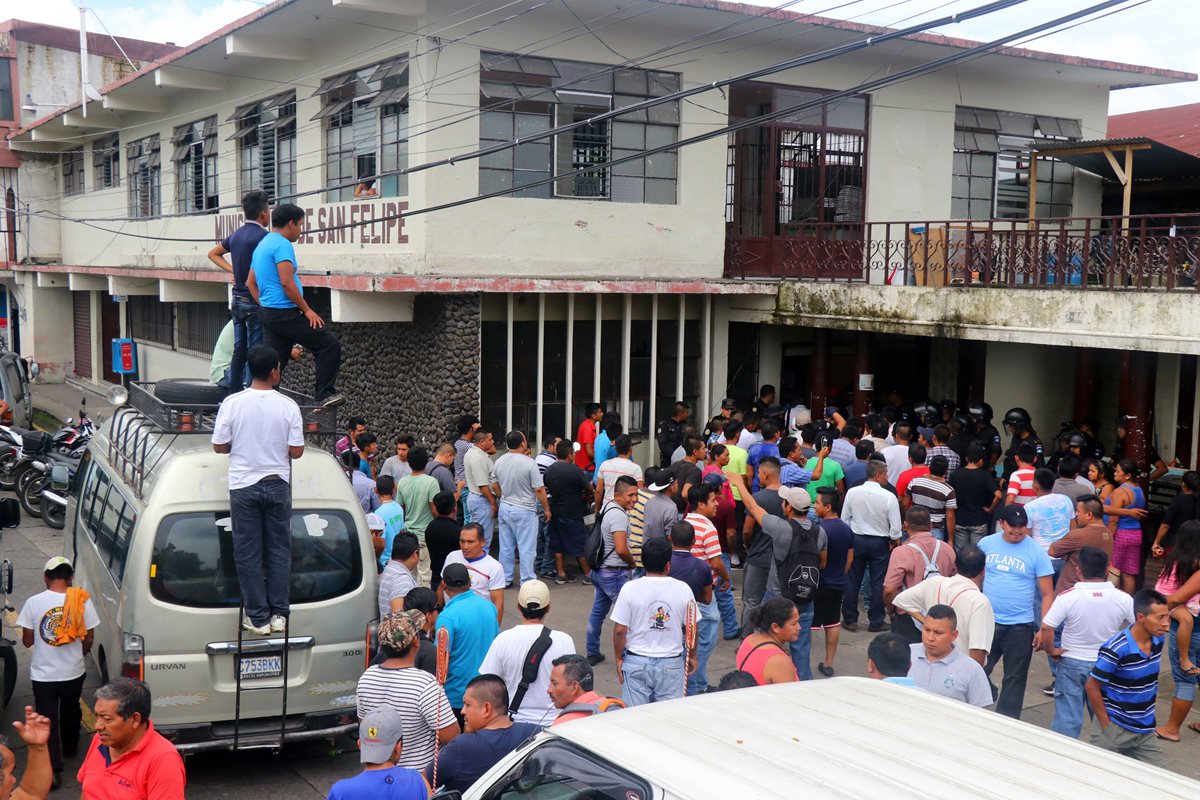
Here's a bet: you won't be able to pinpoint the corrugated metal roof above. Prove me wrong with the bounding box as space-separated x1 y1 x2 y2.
1033 137 1200 181
1109 102 1200 159
548 678 1200 799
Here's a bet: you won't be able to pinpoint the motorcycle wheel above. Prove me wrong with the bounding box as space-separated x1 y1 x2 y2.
42 493 65 530
0 452 18 492
20 473 44 519
15 466 38 496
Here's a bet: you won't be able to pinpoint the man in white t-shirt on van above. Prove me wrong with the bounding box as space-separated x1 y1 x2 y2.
611 537 697 707
479 581 575 728
212 344 305 636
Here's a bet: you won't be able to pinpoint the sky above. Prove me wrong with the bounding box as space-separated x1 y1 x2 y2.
16 0 1198 115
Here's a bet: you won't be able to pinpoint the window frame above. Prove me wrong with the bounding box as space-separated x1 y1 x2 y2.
230 91 297 202
175 302 227 355
76 458 137 587
172 117 219 214
126 134 161 218
62 149 85 197
128 296 174 347
93 134 121 190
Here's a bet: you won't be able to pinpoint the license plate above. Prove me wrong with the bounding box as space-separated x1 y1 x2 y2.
239 654 283 680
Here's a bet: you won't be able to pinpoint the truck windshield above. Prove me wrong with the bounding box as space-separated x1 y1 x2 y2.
150 510 362 607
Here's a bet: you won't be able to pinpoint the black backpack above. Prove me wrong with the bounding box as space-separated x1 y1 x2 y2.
585 505 622 571
775 518 821 605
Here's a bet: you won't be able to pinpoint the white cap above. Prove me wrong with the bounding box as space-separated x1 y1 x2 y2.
365 513 385 531
518 580 551 611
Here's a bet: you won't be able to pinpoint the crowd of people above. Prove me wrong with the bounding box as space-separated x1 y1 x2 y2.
318 387 1200 795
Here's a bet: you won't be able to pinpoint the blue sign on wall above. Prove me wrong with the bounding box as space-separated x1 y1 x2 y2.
111 339 138 375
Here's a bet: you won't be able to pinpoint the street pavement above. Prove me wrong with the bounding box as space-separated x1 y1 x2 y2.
2 512 1197 795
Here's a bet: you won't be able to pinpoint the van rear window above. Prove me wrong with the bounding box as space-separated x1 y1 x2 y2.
149 511 363 607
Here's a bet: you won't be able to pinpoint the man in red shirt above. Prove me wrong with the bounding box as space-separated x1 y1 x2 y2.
1005 442 1039 507
77 679 185 800
895 444 930 505
574 404 604 478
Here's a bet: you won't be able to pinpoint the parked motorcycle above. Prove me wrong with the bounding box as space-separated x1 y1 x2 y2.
37 464 73 530
19 452 78 521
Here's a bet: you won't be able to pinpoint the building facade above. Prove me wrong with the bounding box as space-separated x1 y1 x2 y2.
5 0 1196 464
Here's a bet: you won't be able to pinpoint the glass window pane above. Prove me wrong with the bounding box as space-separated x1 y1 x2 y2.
827 97 866 130
481 111 514 140
645 178 676 205
514 142 550 172
645 125 676 150
480 148 513 171
645 151 675 179
647 100 679 125
515 113 549 138
610 175 644 203
480 168 513 196
612 149 644 177
612 122 644 150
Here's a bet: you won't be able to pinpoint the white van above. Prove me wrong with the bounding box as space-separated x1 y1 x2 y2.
452 678 1200 799
64 383 376 752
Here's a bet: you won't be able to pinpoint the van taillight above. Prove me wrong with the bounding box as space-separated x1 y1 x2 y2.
365 619 379 669
121 633 144 681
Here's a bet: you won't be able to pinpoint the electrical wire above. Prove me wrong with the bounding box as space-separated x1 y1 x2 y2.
47 0 1029 221
26 0 1142 245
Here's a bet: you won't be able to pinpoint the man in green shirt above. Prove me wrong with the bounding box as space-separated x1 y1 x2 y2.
396 447 440 586
806 446 845 502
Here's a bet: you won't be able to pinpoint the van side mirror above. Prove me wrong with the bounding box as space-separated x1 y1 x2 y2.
51 465 70 491
27 362 40 380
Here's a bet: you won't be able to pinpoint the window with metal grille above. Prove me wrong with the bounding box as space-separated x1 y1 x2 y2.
478 53 679 203
0 67 12 121
62 150 85 197
171 117 218 213
952 107 1080 220
176 302 227 353
93 134 120 189
314 56 409 202
126 134 161 218
229 91 296 202
128 296 173 346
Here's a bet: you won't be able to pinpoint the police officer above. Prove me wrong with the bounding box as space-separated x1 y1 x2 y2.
967 401 1002 470
1046 426 1079 472
1076 416 1107 461
656 401 690 468
1001 407 1044 481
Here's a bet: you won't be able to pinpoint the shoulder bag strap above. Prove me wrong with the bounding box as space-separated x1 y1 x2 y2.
509 626 555 716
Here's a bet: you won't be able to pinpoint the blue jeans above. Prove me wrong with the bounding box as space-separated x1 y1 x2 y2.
622 652 685 707
1169 616 1200 702
467 493 495 551
716 555 739 638
931 529 946 542
535 509 556 575
844 535 890 626
499 504 538 585
229 478 292 626
229 296 262 394
789 601 816 681
1051 656 1095 738
686 600 720 695
587 568 630 657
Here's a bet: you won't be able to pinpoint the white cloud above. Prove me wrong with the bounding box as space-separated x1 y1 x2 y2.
22 0 261 48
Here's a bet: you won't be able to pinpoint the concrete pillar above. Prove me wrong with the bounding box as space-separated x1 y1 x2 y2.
811 329 828 414
1073 348 1095 425
18 282 72 383
1124 351 1155 478
854 331 872 416
1180 355 1198 468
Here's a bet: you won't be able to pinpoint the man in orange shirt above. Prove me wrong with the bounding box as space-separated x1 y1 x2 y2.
548 655 622 725
77 679 185 800
574 404 604 479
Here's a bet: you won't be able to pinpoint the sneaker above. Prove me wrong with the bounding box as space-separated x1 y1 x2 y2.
269 615 288 634
554 574 575 585
319 393 346 409
581 575 593 586
242 616 271 636
586 653 606 666
1042 680 1056 697
867 622 890 633
842 622 859 633
818 663 835 677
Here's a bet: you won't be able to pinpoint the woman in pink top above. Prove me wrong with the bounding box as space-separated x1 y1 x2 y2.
1157 521 1200 741
703 445 735 506
735 598 801 685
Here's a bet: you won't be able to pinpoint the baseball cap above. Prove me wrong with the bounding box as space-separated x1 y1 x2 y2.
702 471 727 487
442 563 471 589
646 468 675 493
358 708 403 764
518 580 551 611
720 398 738 410
365 513 385 531
917 426 936 441
377 609 423 652
44 556 72 573
999 504 1028 527
778 486 811 512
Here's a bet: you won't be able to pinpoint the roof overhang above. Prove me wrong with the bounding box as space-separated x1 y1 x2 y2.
1033 137 1200 182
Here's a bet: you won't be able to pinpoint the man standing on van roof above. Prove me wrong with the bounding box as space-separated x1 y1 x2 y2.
207 189 269 394
213 345 305 636
247 202 344 407
17 556 100 786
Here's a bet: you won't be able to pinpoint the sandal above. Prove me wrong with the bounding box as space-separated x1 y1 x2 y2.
818 663 835 677
1182 663 1200 677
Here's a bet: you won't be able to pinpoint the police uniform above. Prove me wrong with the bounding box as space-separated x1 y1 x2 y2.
656 417 684 468
977 423 1003 465
1002 431 1044 480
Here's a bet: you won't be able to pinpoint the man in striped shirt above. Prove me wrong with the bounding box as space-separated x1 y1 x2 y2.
1086 589 1170 766
1005 442 1039 507
906 456 957 543
683 484 732 695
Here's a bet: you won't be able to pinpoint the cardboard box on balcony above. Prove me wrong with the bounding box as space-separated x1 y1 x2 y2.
908 225 969 286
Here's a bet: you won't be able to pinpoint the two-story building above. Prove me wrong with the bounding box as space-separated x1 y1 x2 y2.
5 0 1196 463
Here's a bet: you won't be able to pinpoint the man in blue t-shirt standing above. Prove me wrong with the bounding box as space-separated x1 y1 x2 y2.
1086 589 1169 766
978 503 1054 719
436 564 501 719
208 189 270 394
248 203 344 406
328 707 430 800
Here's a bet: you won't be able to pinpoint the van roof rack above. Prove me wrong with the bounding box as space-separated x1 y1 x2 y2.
108 382 337 499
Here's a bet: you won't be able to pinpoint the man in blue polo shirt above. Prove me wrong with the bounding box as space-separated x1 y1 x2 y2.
207 189 270 394
248 203 343 407
436 563 500 719
1086 589 1170 766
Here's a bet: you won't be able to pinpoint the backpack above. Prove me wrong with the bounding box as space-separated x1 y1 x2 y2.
585 505 622 571
556 696 625 720
906 539 943 581
775 518 821 605
509 626 554 717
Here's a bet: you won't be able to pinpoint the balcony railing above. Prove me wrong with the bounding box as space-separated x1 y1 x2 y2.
724 213 1200 289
